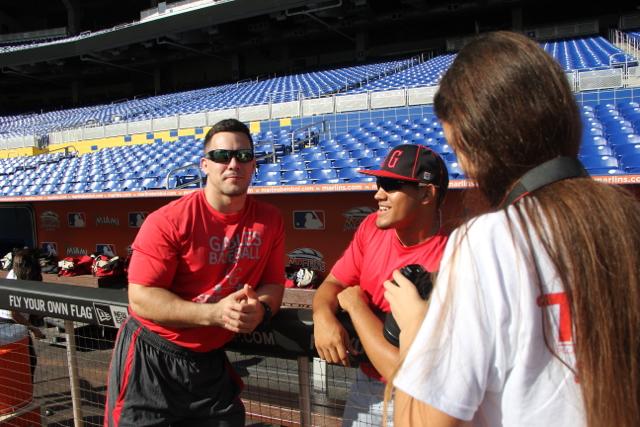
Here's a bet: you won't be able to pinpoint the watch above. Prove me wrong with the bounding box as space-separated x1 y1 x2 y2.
258 301 272 330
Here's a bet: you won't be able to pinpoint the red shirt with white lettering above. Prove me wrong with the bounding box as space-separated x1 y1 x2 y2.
331 213 448 380
128 190 285 352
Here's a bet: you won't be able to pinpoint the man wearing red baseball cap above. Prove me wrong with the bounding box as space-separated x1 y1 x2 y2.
313 144 450 426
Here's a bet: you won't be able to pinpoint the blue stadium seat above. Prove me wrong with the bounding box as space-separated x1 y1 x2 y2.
581 135 608 147
579 145 614 157
609 133 640 146
343 142 365 152
282 170 308 183
302 152 326 162
365 140 390 151
254 180 280 186
358 157 380 169
256 170 280 182
338 167 367 182
257 163 282 174
89 181 105 193
307 160 333 170
587 168 626 175
622 153 640 173
332 158 360 169
446 162 465 179
280 160 306 172
581 155 620 171
614 144 640 158
349 149 373 159
309 168 340 184
431 143 454 156
325 150 350 161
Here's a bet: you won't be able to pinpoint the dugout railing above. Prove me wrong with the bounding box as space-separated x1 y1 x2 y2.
0 278 371 427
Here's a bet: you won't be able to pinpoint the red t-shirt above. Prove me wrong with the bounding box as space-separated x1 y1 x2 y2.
128 190 285 352
331 213 448 380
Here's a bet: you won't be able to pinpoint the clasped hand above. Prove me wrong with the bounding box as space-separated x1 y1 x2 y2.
217 284 264 334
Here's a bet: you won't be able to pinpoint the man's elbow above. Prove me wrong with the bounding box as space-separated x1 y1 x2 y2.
128 283 150 316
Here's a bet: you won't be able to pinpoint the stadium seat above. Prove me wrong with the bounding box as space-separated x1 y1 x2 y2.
307 160 333 170
309 168 340 184
446 162 465 179
301 152 326 162
256 170 281 182
614 144 640 158
358 157 380 169
280 160 306 172
325 150 351 161
581 155 620 170
338 167 366 182
332 158 359 169
621 153 640 173
579 145 614 157
282 170 308 183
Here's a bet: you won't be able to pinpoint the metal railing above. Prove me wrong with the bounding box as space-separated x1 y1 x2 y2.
0 278 369 426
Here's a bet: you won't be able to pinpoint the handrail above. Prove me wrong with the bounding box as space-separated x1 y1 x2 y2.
165 161 203 190
0 277 364 360
0 276 368 427
47 144 78 157
290 120 328 153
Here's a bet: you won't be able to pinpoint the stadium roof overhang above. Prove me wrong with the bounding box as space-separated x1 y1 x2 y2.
0 0 314 68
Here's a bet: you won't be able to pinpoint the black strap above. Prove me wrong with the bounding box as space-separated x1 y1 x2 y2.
502 157 589 207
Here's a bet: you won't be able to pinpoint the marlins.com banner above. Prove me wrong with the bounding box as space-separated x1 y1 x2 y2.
32 189 478 271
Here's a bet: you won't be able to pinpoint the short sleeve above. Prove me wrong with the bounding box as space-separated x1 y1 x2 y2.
128 211 180 288
393 222 505 421
330 214 371 286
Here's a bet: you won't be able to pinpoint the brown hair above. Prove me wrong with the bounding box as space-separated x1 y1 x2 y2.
12 249 42 281
203 119 254 151
427 31 640 427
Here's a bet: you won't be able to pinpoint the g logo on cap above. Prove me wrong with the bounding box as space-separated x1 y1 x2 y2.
387 150 402 168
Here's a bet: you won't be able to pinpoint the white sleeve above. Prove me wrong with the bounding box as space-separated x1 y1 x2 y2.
393 218 511 421
6 270 16 279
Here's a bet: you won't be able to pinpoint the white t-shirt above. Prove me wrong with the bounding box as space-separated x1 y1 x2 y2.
394 205 585 426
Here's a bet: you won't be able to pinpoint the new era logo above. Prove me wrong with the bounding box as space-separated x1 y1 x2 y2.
95 306 112 323
93 303 115 327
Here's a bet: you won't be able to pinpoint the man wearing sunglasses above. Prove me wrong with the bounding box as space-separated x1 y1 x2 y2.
312 144 449 426
105 119 285 426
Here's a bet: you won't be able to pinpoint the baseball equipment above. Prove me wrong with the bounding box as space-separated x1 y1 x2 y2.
383 264 434 347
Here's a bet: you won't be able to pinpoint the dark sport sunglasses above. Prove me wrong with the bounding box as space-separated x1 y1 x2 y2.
205 149 254 164
376 177 430 192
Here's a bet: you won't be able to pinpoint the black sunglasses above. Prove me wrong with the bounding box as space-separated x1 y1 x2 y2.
375 177 419 192
376 177 433 192
205 149 254 163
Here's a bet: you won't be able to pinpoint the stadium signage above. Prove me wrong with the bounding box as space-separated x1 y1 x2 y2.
0 279 371 362
6 294 95 321
0 279 128 326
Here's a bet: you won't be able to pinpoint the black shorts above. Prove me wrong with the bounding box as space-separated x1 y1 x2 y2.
104 316 244 427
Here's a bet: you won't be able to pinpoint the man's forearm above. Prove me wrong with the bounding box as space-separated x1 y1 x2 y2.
312 278 344 319
128 284 219 328
346 303 400 380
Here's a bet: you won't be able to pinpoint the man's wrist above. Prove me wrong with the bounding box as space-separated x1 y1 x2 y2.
257 301 272 330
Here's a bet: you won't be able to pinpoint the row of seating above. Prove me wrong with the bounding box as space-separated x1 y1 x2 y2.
1 35 637 140
0 59 409 138
6 101 640 197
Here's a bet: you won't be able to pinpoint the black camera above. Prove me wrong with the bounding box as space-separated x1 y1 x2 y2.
383 264 433 347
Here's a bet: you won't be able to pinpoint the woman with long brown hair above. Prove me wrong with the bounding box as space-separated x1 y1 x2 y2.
383 31 640 426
